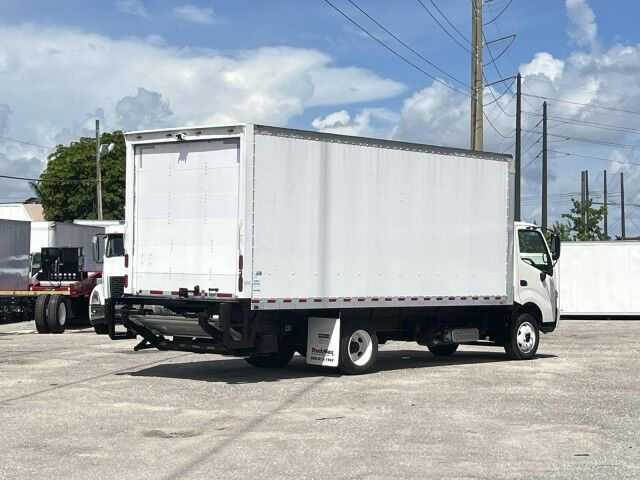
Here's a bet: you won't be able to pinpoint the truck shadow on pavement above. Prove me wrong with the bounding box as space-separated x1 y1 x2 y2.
120 349 557 385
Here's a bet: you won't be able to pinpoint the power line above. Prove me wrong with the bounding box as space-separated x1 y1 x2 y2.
346 0 468 88
522 93 640 117
323 0 468 96
483 0 512 26
427 0 469 45
524 76 640 102
548 150 640 168
524 130 640 151
416 0 470 52
0 135 54 150
0 173 96 184
523 111 640 135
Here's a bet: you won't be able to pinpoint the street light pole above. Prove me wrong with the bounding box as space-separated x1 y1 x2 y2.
95 119 103 220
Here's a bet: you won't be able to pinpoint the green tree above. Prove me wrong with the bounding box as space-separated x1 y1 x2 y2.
32 131 125 221
549 220 571 241
559 198 608 241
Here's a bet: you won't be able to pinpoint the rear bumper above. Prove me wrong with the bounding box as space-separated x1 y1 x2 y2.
106 295 261 355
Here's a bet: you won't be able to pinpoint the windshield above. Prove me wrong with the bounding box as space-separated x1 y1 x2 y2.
105 234 124 258
518 229 551 272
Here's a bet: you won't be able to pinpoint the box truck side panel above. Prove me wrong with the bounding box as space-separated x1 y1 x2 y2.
53 223 105 272
558 241 640 316
132 139 240 295
0 219 31 291
251 130 511 302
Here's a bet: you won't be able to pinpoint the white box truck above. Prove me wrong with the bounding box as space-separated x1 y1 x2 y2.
557 241 640 317
106 124 561 374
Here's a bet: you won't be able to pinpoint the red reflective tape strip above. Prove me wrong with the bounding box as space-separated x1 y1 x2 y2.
313 298 322 303
267 299 276 304
170 291 179 296
425 297 431 301
385 297 392 301
448 297 456 300
411 297 419 301
149 290 163 295
299 299 307 303
329 298 337 303
461 296 467 300
495 296 501 300
472 296 479 300
357 297 365 302
371 297 379 302
343 298 351 302
251 299 260 304
283 298 292 303
484 296 491 300
217 293 233 298
436 297 443 300
398 297 405 301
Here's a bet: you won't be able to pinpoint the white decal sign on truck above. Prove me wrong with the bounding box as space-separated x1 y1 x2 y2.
306 317 340 367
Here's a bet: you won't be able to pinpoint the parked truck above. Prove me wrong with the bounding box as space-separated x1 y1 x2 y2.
89 224 126 334
557 241 640 317
0 219 32 322
106 124 560 374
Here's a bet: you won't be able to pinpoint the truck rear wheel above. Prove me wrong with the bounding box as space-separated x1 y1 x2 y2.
34 295 50 334
338 323 378 375
427 343 458 357
504 313 539 360
46 295 67 334
245 344 295 368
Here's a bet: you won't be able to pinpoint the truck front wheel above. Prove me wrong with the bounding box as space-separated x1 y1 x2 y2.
338 324 378 375
504 313 539 360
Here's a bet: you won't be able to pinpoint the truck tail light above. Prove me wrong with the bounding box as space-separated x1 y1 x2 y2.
123 274 128 288
238 254 244 292
238 254 243 270
124 254 129 268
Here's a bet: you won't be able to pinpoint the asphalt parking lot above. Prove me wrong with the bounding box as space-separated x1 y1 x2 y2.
0 320 638 480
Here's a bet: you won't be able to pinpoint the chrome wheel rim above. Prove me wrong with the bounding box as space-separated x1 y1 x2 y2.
58 302 67 326
348 329 373 366
516 321 535 354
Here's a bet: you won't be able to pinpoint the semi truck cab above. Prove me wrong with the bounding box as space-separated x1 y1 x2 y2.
89 225 125 334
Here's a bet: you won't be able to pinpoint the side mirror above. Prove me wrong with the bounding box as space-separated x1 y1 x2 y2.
92 235 103 264
550 233 561 260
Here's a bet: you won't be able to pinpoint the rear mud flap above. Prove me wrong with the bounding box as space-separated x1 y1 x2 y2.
306 316 340 367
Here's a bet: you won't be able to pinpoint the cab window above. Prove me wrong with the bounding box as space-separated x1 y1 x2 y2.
518 229 551 273
105 234 124 258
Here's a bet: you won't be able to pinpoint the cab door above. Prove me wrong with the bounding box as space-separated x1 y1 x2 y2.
515 227 557 324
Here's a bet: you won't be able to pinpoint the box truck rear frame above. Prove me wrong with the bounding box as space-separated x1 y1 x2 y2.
108 124 560 374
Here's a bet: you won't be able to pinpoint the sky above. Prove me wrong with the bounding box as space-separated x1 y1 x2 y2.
1 0 640 236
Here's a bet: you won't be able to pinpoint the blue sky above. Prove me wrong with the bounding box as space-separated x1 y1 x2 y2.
2 0 640 235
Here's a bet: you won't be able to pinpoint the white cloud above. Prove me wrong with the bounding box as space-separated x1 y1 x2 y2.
115 87 172 131
0 23 404 200
312 108 398 137
173 5 215 25
115 0 150 19
0 103 11 135
566 0 598 49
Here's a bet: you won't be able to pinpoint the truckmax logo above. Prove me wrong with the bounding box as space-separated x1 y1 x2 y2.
311 347 334 356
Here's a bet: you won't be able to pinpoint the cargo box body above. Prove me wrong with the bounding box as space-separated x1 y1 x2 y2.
124 124 514 309
0 219 31 291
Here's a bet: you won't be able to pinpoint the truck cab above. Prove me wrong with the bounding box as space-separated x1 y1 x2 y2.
89 224 125 334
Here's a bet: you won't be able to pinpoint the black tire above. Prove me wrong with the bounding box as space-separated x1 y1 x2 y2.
338 323 378 375
428 343 459 357
504 313 539 360
94 324 109 335
34 295 50 334
46 294 67 334
245 344 295 368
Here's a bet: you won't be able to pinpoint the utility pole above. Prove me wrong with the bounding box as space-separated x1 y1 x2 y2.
580 170 586 236
603 170 608 239
95 119 103 221
585 169 589 234
541 101 548 230
621 171 625 240
514 73 522 221
470 0 483 151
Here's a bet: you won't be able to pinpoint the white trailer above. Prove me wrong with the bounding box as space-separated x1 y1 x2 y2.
30 221 105 273
557 241 640 317
107 124 560 374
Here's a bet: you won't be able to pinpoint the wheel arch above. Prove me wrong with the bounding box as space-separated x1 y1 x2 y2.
515 302 543 326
